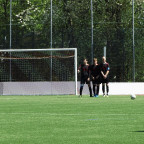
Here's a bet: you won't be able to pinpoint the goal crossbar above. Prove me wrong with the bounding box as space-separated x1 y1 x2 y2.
0 48 77 52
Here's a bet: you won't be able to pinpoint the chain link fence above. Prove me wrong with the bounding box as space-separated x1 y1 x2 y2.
0 0 143 82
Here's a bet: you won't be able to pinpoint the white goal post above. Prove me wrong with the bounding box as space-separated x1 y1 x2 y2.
0 48 77 95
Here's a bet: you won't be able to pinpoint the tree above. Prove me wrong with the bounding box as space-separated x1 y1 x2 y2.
0 0 143 81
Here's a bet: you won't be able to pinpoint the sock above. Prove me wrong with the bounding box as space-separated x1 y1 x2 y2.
97 85 99 95
89 86 92 97
102 84 105 94
93 85 96 95
106 85 109 95
80 86 83 95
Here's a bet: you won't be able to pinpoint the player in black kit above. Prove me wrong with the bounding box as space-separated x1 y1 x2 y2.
78 58 92 97
89 58 101 97
100 56 110 97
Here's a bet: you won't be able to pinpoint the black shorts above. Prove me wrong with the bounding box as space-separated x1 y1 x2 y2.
80 76 90 84
101 76 109 84
92 77 101 85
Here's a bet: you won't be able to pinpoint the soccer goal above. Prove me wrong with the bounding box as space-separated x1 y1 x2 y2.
0 48 77 95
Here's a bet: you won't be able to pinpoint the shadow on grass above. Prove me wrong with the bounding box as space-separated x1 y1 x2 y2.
132 131 144 133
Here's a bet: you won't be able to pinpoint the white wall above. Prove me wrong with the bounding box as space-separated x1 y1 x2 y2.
1 82 75 95
0 82 144 95
78 82 144 95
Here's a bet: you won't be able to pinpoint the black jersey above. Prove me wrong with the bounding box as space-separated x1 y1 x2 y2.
90 64 100 77
78 64 89 77
100 62 110 74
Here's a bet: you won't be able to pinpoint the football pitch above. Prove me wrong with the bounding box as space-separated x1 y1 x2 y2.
0 95 144 144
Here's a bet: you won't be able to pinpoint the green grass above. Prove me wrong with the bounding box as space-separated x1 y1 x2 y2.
0 95 144 144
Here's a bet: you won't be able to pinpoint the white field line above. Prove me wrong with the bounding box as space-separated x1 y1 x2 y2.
0 113 143 116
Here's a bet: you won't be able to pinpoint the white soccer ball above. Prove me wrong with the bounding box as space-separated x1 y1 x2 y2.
131 94 136 100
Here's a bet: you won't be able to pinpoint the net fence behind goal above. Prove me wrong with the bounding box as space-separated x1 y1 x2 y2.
0 48 77 95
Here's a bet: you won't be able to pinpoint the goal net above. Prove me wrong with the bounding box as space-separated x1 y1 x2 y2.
0 48 77 95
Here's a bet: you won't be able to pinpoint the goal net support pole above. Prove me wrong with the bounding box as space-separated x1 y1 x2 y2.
104 46 106 58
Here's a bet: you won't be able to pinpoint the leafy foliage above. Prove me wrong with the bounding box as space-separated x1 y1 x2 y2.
0 0 143 81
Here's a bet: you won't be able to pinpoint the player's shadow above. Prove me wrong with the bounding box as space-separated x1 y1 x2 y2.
132 131 144 133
